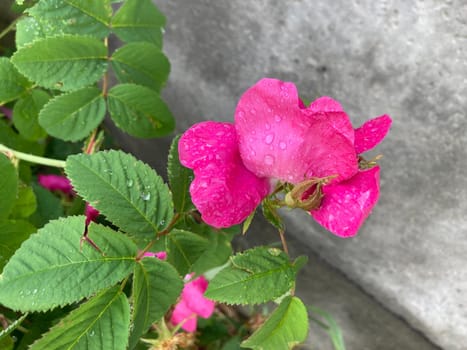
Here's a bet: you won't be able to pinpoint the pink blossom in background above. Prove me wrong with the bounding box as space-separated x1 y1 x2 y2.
37 174 74 195
0 106 12 119
170 275 215 332
179 78 392 237
142 251 167 260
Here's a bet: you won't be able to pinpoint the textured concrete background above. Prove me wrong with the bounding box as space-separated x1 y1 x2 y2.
112 1 467 349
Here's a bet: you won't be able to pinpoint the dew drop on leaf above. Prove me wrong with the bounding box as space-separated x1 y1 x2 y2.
141 192 151 201
126 179 133 187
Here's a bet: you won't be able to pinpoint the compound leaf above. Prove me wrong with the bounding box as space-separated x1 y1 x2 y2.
0 216 137 311
166 229 210 275
0 57 32 104
12 89 49 141
0 219 36 271
0 154 18 220
111 42 170 92
28 0 111 39
129 258 183 349
11 36 107 91
65 150 174 244
241 296 309 350
108 83 175 138
112 0 165 47
167 135 194 214
30 286 130 350
39 87 106 141
205 247 296 305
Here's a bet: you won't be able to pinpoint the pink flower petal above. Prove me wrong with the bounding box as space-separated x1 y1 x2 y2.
354 114 392 154
142 251 167 260
170 299 197 332
37 174 73 195
179 121 270 228
182 276 215 319
310 166 380 237
235 78 358 184
308 96 354 144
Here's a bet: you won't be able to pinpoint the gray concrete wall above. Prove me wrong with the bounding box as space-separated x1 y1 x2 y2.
112 1 467 349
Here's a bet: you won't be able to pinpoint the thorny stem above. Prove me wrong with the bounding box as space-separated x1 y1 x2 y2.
0 144 66 168
278 229 289 256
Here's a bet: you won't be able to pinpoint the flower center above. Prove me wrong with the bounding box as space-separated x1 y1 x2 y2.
284 175 336 211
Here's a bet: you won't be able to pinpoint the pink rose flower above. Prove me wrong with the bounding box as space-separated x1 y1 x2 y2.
179 78 391 237
170 275 215 332
37 174 74 195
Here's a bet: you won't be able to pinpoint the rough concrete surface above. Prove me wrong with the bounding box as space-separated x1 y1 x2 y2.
112 1 467 349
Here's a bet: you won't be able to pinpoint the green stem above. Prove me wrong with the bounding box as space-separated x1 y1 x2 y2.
0 17 20 41
0 144 66 168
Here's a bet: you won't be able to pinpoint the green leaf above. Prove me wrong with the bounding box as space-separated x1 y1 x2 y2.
0 57 32 104
111 42 170 92
15 16 55 48
0 154 18 220
191 230 232 275
28 0 111 39
205 247 296 305
111 0 166 47
167 135 194 213
0 220 36 271
166 229 210 275
11 36 108 91
12 89 49 141
108 83 175 138
65 150 174 243
0 216 137 312
10 183 37 219
308 306 346 350
129 258 183 349
29 183 64 228
39 87 106 141
0 120 44 156
241 296 309 350
30 286 130 350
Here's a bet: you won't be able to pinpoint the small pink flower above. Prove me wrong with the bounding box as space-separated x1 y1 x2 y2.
37 174 74 195
179 78 391 237
170 275 215 332
142 251 167 260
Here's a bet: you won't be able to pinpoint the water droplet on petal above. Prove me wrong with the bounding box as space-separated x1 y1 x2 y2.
265 133 274 144
265 123 271 130
279 141 287 150
275 115 282 122
250 150 256 156
238 111 245 118
250 108 257 115
141 192 151 201
264 155 274 165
